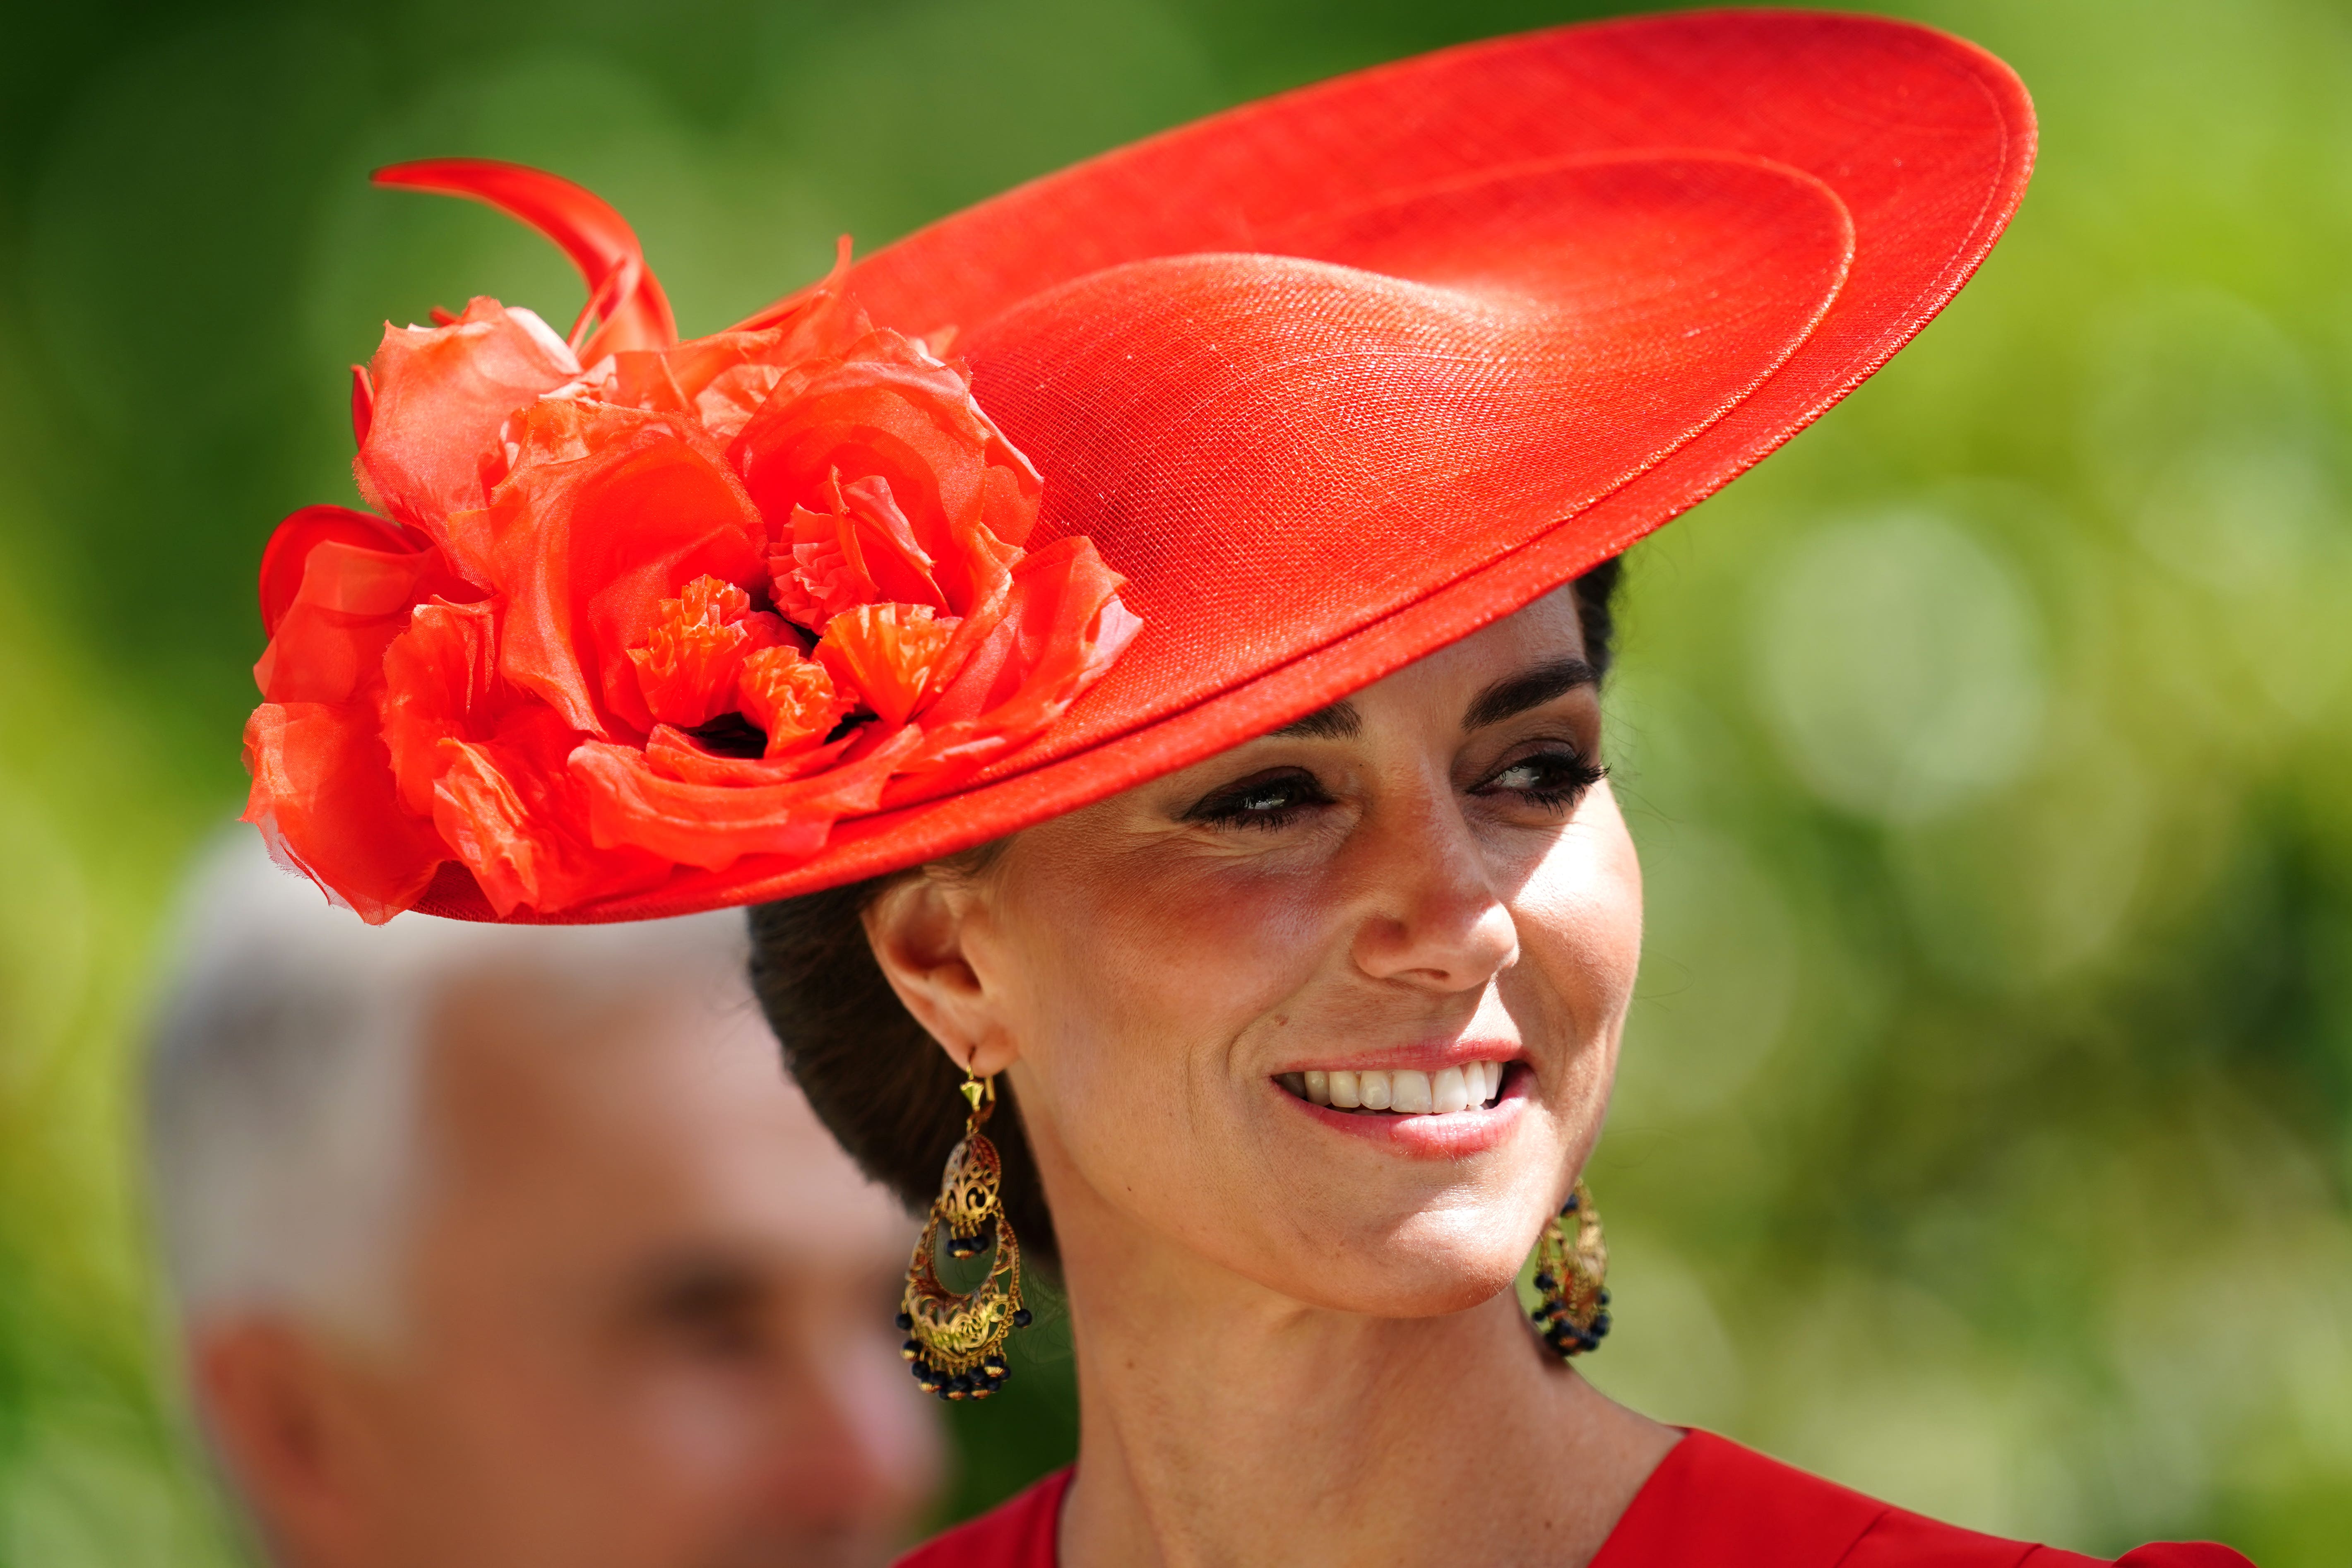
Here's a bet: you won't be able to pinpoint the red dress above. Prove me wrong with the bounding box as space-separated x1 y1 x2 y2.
895 1431 2255 1566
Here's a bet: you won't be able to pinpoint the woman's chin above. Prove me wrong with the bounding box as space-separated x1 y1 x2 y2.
1217 1200 1549 1318
1275 1244 1530 1319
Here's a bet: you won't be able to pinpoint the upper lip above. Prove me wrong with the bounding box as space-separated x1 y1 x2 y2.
1269 1040 1525 1075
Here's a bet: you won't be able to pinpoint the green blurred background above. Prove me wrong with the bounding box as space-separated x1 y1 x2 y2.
2 0 2349 1561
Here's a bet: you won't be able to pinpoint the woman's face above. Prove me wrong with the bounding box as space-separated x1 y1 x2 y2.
886 587 1641 1316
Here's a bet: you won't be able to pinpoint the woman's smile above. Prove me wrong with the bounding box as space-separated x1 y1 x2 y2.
1277 1058 1512 1114
1275 1056 1533 1157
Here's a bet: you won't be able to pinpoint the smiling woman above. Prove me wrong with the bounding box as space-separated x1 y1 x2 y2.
233 9 2265 1566
749 565 1625 1281
861 588 1638 1305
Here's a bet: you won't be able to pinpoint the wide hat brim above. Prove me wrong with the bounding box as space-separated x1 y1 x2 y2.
418 7 2033 923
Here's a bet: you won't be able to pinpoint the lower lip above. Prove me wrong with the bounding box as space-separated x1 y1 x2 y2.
1277 1068 1530 1159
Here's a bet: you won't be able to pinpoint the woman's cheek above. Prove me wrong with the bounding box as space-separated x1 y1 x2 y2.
1515 813 1644 1041
1006 858 1332 1177
1060 854 1325 1033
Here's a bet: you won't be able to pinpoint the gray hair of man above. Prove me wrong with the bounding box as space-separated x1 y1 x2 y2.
146 830 758 1348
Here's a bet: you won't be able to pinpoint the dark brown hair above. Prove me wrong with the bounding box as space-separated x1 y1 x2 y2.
747 560 1625 1270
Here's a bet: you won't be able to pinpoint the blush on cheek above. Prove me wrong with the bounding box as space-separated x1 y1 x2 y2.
1005 849 1333 1075
991 843 1345 1261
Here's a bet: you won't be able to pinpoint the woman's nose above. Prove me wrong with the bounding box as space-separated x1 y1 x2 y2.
1346 791 1518 992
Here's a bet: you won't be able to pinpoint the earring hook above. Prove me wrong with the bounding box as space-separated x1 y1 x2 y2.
959 1057 993 1113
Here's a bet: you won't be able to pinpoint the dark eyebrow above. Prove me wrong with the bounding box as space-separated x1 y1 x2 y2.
1462 658 1598 731
1270 699 1363 740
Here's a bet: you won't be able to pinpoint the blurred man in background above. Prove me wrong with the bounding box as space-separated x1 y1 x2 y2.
144 837 943 1568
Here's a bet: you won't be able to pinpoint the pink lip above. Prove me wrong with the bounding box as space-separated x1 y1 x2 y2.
1276 1063 1531 1159
1270 1039 1525 1075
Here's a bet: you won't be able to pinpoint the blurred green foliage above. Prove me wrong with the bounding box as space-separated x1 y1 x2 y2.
0 0 2347 1562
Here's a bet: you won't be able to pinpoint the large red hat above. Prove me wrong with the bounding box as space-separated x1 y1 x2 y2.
242 9 2033 923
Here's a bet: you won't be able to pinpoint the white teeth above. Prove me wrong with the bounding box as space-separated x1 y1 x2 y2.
1288 1061 1508 1114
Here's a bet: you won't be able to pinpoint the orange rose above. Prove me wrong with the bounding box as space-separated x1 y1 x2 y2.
243 161 1138 921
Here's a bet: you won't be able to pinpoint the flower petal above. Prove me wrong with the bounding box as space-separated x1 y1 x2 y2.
731 329 1041 620
571 724 923 870
769 490 878 631
430 707 670 916
256 503 429 640
642 721 860 786
573 280 868 440
890 536 1140 792
243 700 445 924
459 408 767 737
254 531 469 706
356 298 581 534
736 642 853 758
816 602 961 728
626 575 789 730
835 475 948 609
380 596 510 818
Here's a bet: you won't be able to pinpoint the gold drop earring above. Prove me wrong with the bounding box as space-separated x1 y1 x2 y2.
897 1064 1030 1400
1529 1178 1611 1359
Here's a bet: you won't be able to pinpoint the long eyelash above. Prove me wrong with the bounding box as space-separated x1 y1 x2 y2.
1186 769 1330 831
1500 754 1607 813
1524 769 1605 810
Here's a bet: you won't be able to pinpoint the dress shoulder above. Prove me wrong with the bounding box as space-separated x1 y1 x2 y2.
1597 1431 2257 1568
893 1467 1071 1568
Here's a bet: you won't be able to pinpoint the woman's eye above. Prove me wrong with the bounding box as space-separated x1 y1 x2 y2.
1477 748 1605 812
1187 769 1333 830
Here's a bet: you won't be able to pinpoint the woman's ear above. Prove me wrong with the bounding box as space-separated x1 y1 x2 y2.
863 873 1021 1077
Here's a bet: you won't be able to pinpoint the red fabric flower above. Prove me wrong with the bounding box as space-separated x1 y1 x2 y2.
243 161 1138 921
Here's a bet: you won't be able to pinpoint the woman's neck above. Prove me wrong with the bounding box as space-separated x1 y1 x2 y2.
1048 1218 1679 1568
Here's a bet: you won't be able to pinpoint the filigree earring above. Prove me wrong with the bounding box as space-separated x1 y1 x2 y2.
1529 1178 1611 1359
897 1066 1030 1400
